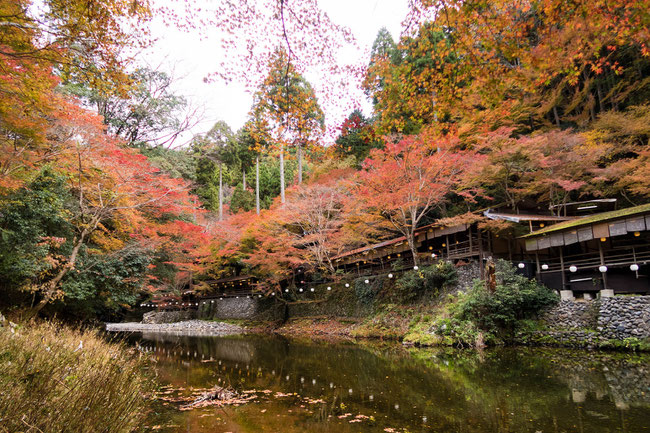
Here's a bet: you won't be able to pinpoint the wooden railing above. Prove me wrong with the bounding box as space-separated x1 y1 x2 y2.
538 247 650 274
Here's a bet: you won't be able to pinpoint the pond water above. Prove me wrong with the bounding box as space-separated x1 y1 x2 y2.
127 332 650 433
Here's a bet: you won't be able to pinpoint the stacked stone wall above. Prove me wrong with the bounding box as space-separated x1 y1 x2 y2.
142 310 195 324
522 296 650 348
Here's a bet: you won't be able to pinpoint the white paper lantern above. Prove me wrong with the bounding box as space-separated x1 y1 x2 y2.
414 266 419 270
599 265 608 273
630 264 639 271
569 265 578 273
518 263 525 269
345 283 350 287
327 286 331 291
388 273 393 278
431 253 437 258
364 279 369 284
299 288 303 292
541 264 549 270
310 288 315 292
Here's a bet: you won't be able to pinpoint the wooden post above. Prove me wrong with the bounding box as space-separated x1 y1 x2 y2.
507 238 513 261
445 235 450 258
478 229 484 276
535 251 541 282
468 225 473 254
599 241 608 290
559 248 567 289
487 231 493 256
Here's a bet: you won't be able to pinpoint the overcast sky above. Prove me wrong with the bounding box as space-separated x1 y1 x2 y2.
142 0 410 145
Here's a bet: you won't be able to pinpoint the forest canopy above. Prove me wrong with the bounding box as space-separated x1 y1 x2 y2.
1 0 648 319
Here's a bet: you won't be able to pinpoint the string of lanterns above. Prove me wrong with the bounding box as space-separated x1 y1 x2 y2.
521 262 642 273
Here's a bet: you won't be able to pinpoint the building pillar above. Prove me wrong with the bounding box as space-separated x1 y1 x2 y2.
598 241 608 291
599 289 614 298
560 290 575 301
560 247 566 290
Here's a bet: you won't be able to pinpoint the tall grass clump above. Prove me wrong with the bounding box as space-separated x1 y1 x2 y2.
0 321 152 433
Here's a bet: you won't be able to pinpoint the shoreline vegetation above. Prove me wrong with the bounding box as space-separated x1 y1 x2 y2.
105 262 650 352
0 321 153 433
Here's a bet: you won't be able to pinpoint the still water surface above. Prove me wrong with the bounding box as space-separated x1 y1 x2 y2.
128 333 650 433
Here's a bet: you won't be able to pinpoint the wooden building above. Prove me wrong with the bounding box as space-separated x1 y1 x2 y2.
522 204 650 299
332 212 573 276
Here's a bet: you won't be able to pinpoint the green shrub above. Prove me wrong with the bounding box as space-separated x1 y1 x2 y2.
394 261 457 303
354 277 379 306
455 260 558 337
0 321 153 433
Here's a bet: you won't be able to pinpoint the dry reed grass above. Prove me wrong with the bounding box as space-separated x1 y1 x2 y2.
0 321 153 433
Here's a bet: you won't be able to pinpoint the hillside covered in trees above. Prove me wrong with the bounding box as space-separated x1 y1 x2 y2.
1 0 649 321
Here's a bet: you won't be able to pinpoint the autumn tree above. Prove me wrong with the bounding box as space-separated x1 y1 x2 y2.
249 49 325 203
333 110 382 166
384 0 650 132
24 103 199 316
584 105 650 202
365 27 399 107
354 135 479 265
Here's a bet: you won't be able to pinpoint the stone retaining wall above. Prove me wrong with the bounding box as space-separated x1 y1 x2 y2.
522 296 650 348
142 310 195 324
198 297 285 321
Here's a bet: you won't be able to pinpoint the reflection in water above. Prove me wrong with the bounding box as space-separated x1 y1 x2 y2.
128 333 650 433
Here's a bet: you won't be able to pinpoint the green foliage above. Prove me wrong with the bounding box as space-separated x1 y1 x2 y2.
0 170 75 294
0 322 152 433
230 184 255 213
455 260 559 336
57 248 151 319
393 261 458 303
256 156 297 208
0 169 155 319
421 260 559 347
63 67 192 148
354 277 379 306
139 146 196 181
597 337 650 352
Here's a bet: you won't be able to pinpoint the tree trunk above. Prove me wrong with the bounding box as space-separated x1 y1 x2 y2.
280 143 285 204
219 162 223 221
256 156 260 215
485 257 497 293
407 231 419 266
28 228 89 318
242 169 246 191
553 106 561 127
297 142 303 184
